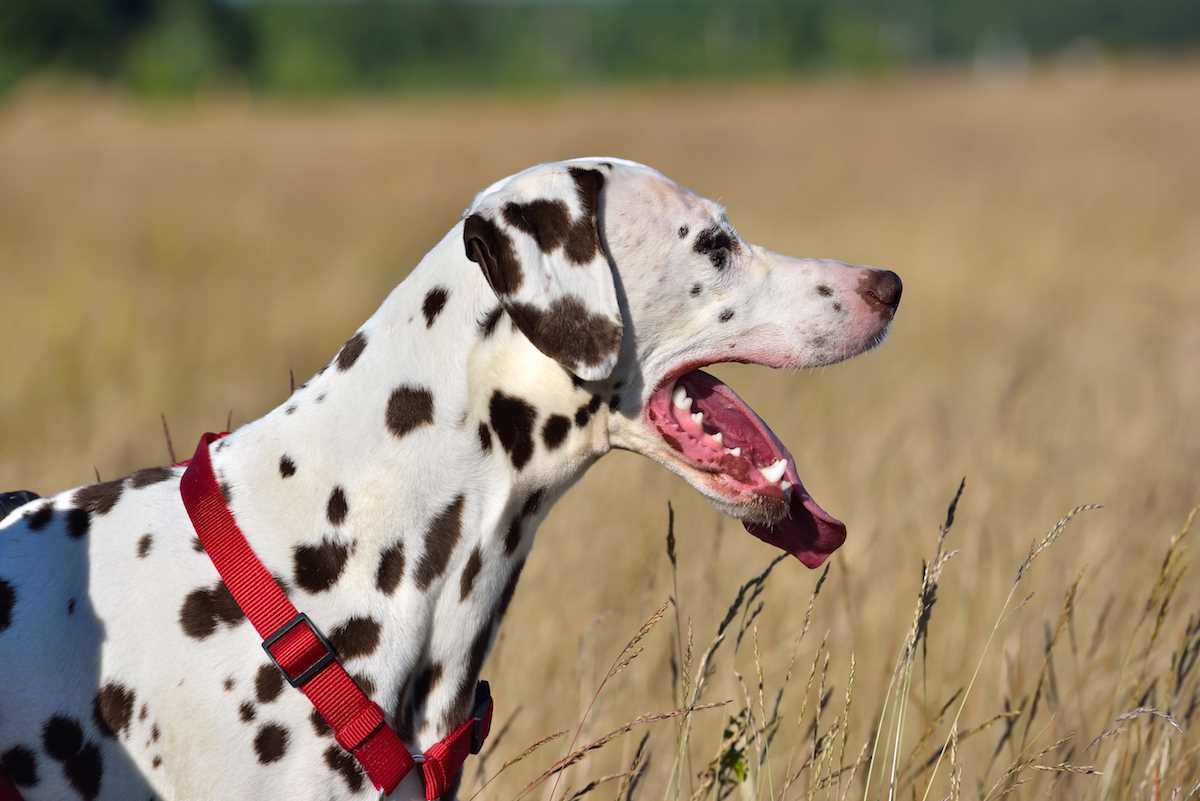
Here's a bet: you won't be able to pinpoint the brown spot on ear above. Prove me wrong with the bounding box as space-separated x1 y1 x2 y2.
337 331 368 371
255 664 284 704
460 547 483 601
136 534 153 558
326 486 349 526
500 167 605 266
422 287 450 327
376 541 405 595
477 422 492 452
465 213 523 295
489 391 536 471
92 683 136 738
253 724 289 764
329 616 382 660
292 538 349 594
324 744 365 793
542 414 570 450
415 496 465 590
386 385 434 439
179 581 245 639
130 467 172 488
74 480 123 515
507 296 621 373
0 745 38 788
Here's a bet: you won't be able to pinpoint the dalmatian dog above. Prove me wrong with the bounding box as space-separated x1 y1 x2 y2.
0 157 901 801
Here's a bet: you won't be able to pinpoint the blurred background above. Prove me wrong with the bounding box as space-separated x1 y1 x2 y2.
1 2 1199 799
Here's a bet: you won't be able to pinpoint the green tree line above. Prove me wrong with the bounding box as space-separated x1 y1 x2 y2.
2 0 1198 95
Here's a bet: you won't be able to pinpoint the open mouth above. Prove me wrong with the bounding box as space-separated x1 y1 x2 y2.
646 368 847 568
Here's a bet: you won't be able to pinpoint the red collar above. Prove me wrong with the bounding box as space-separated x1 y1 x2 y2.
179 432 492 799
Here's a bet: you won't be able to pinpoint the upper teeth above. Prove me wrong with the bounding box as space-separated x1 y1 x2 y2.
710 432 723 445
672 386 692 410
728 447 741 456
760 459 787 484
780 480 792 493
691 412 704 426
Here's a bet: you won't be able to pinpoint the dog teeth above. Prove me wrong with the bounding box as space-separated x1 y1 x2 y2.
672 386 692 410
760 459 787 484
780 480 792 493
710 432 723 445
728 447 741 457
691 412 703 426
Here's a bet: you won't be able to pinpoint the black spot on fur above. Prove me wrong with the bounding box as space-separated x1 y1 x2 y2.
608 393 621 410
152 755 162 768
352 673 376 697
542 414 570 450
337 332 368 371
832 302 842 312
422 287 450 328
292 538 349 594
478 422 492 452
574 403 591 427
0 579 13 632
138 704 148 722
65 508 90 538
415 495 465 590
386 385 434 439
179 581 245 639
816 284 833 297
223 677 235 692
1 745 37 787
719 309 734 323
191 536 204 553
679 224 690 239
309 708 331 737
254 724 288 764
285 404 297 415
460 547 483 601
506 297 621 374
479 306 504 338
587 394 603 414
376 541 405 595
73 480 123 515
504 518 522 557
151 724 159 742
693 226 737 270
278 455 295 478
219 482 232 503
329 616 382 660
324 745 365 793
489 391 536 471
522 490 543 519
27 502 54 531
130 467 172 489
690 283 702 297
136 534 152 558
256 664 284 703
326 486 349 526
239 703 255 723
42 716 102 801
93 683 135 738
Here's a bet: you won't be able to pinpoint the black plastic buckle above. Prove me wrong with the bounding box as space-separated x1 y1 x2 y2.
469 681 492 754
262 612 337 688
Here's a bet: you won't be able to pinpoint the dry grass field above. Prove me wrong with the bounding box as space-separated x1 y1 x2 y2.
2 61 1199 799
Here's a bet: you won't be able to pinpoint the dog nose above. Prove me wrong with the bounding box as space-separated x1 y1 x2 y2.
858 270 903 314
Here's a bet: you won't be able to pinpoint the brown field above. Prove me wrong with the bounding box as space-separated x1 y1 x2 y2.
2 62 1199 799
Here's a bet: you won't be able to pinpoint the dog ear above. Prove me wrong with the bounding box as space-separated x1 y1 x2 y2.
463 164 623 381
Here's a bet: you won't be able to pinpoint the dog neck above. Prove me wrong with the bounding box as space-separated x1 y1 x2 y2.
209 226 615 781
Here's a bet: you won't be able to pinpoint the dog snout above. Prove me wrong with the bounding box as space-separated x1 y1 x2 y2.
856 270 902 317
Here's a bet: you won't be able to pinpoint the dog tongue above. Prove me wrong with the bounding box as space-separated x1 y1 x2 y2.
743 488 847 568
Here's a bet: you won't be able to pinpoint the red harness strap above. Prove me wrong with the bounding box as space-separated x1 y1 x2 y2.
179 432 492 799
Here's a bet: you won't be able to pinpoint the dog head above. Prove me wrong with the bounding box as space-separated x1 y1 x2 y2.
463 158 901 567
